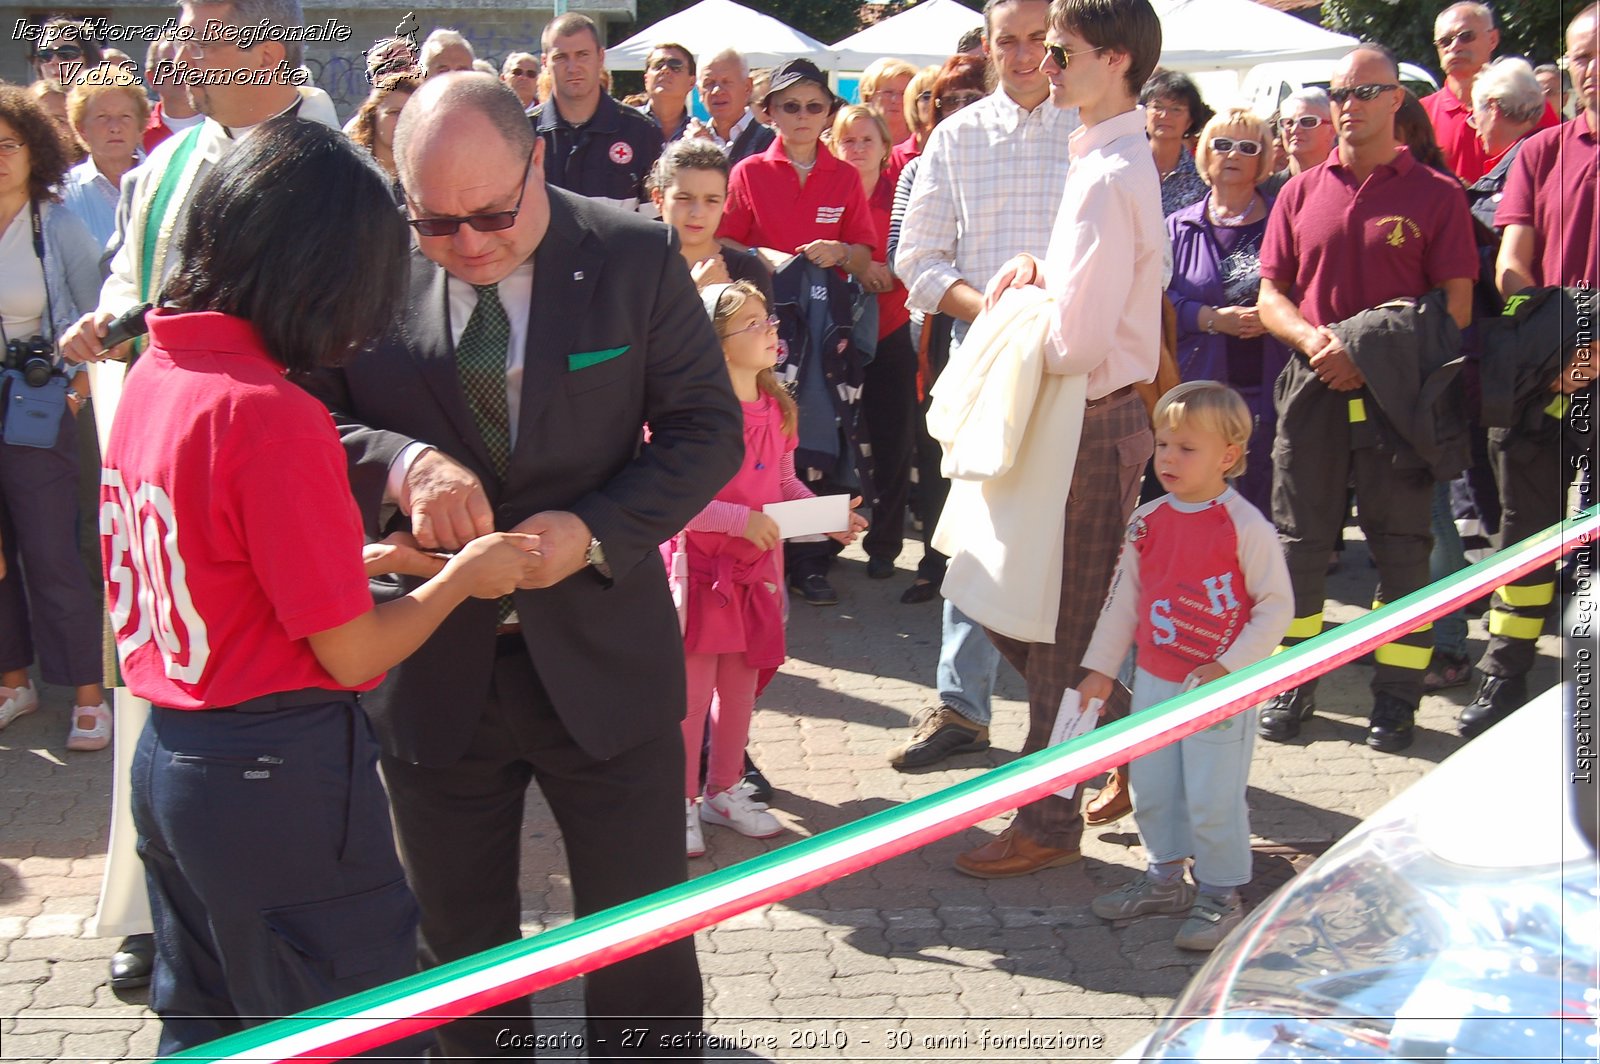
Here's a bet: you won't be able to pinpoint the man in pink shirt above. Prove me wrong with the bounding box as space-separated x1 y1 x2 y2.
1421 1 1560 183
951 0 1162 880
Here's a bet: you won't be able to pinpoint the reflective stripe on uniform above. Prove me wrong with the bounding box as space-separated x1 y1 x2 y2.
1348 397 1367 423
1488 610 1546 639
1496 581 1556 608
1284 613 1324 640
1373 641 1432 670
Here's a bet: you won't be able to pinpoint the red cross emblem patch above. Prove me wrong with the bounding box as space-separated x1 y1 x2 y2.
609 141 634 165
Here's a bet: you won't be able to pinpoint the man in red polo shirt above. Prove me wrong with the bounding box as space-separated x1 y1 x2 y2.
1257 43 1478 754
1459 1 1598 737
1422 1 1561 183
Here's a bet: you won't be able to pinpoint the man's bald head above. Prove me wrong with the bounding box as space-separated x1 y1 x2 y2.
395 72 535 190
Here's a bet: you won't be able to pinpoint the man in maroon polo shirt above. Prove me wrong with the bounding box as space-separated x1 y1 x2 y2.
1459 1 1598 737
1256 43 1478 753
1422 1 1561 184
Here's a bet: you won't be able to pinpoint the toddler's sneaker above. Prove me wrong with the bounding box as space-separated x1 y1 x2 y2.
685 798 706 858
700 785 782 839
1174 891 1244 951
0 683 39 731
1091 875 1196 921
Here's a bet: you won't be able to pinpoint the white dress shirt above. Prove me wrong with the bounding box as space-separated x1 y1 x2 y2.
387 262 534 496
895 90 1079 315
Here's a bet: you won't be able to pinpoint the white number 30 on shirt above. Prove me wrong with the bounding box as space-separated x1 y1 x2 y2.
101 470 211 683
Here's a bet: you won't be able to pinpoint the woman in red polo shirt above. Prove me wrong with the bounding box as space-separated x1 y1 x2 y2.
718 59 878 277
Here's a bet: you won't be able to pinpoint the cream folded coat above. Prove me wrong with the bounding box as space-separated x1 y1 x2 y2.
929 286 1088 643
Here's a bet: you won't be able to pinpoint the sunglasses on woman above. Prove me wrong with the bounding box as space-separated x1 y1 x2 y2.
1276 114 1326 132
776 99 829 116
406 151 532 236
1209 137 1263 156
1327 83 1398 104
35 45 83 61
935 91 985 112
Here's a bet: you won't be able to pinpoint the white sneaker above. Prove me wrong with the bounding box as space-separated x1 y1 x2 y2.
0 684 39 731
685 798 706 857
700 786 782 839
66 702 112 752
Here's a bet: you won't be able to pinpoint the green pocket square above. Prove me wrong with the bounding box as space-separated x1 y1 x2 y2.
568 346 629 371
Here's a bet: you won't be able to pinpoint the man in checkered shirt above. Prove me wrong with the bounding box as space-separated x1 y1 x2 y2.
890 0 1079 772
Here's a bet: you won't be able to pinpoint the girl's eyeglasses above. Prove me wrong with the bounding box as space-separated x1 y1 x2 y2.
776 100 829 116
723 315 780 338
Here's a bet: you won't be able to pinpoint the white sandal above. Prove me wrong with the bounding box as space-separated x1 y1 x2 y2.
66 702 112 752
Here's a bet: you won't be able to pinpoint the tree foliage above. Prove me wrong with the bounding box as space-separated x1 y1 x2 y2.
1322 0 1570 71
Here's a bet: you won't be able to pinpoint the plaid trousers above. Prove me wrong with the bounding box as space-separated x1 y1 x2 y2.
986 390 1152 851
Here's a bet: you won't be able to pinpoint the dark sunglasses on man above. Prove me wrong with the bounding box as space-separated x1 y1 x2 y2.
406 151 533 237
1434 29 1478 49
34 45 83 62
1327 83 1399 104
648 56 687 74
1042 42 1103 69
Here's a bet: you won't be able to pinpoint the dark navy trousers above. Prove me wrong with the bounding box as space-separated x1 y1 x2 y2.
132 694 431 1059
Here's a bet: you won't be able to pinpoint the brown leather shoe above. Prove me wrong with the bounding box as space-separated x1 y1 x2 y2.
1083 765 1131 825
954 826 1081 879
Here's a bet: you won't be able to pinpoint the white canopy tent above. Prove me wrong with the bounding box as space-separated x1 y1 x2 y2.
606 0 833 71
1156 0 1359 72
830 0 984 71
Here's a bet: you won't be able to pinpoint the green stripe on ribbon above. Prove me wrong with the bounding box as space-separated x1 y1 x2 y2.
157 507 1598 1064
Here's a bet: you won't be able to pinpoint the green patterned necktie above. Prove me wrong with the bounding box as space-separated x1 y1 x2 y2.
456 283 512 476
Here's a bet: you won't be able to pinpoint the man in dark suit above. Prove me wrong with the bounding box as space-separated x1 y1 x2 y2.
307 73 742 1059
692 47 775 164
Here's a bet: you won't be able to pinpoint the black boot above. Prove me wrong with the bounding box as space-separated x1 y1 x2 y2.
1258 686 1316 742
1457 674 1528 739
1366 693 1416 753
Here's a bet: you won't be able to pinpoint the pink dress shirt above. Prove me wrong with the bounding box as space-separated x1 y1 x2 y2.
1042 106 1165 399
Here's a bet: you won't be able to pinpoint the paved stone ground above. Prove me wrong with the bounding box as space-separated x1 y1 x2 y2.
0 528 1561 1063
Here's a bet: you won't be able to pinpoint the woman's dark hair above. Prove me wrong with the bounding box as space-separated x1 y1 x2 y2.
161 120 409 373
1394 89 1451 174
930 54 989 127
33 17 104 69
1139 68 1214 137
0 85 71 203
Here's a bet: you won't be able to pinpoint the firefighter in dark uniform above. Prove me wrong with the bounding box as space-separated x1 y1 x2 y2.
1461 3 1599 737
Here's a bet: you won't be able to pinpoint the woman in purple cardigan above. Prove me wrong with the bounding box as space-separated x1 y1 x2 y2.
1165 107 1290 515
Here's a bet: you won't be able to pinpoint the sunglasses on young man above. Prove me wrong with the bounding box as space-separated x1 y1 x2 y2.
406 151 533 237
648 56 688 74
1042 42 1103 69
776 99 829 116
1276 114 1327 132
1209 137 1263 156
1327 83 1399 104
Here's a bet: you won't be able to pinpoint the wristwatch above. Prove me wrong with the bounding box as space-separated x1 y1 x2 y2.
585 536 612 579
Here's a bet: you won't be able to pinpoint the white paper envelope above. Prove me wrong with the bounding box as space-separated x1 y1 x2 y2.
1049 688 1103 799
764 495 850 539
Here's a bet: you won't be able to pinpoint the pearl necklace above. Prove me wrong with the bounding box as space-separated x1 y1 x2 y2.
1207 194 1257 228
789 155 817 173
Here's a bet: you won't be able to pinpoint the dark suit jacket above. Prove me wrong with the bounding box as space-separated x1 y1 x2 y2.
306 188 743 766
728 120 775 167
